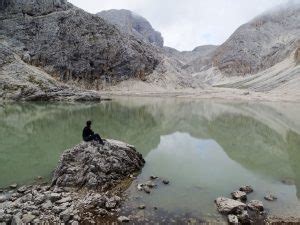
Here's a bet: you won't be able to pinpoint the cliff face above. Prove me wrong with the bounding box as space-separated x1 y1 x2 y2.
97 9 164 48
212 4 300 76
0 0 161 89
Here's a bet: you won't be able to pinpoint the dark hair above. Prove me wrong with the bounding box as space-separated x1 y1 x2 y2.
86 120 92 126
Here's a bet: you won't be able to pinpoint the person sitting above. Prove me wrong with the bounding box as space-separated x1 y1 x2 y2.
82 120 104 145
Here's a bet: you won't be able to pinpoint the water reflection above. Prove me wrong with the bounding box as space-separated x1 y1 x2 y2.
0 98 300 216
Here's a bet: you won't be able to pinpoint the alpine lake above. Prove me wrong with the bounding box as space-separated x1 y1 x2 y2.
1 97 300 223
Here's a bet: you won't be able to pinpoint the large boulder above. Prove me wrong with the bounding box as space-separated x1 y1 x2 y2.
215 197 246 214
52 140 145 189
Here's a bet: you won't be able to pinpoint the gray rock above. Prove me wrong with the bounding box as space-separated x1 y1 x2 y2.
138 205 146 209
0 195 7 203
237 210 251 224
22 214 36 224
247 200 264 212
17 186 27 193
118 216 130 222
231 190 247 201
150 175 158 180
52 140 145 189
49 193 62 202
228 214 239 224
9 184 18 189
215 197 246 214
56 196 72 204
264 194 277 201
42 200 53 210
145 181 156 188
60 208 72 223
143 186 151 194
239 185 254 194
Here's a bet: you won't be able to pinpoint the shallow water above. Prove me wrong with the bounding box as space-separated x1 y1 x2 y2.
1 97 300 222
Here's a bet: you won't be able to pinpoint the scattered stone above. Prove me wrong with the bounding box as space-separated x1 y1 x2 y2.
281 178 295 185
231 190 247 201
162 180 170 185
42 200 53 210
49 193 61 202
228 214 239 224
239 185 253 194
118 216 130 222
215 197 246 214
138 205 146 209
247 200 264 212
36 176 43 180
0 195 7 203
264 194 277 201
56 196 72 204
9 184 18 189
60 208 72 223
137 184 144 191
17 186 27 193
150 176 158 180
143 186 151 194
22 214 36 224
0 189 3 193
237 210 251 224
145 181 156 188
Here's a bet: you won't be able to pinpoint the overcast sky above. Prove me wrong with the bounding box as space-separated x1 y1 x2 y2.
69 0 289 51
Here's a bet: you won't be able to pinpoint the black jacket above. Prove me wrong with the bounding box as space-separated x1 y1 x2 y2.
82 126 94 141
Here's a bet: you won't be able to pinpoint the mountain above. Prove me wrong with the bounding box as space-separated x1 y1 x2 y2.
212 3 300 76
97 9 164 47
0 0 161 100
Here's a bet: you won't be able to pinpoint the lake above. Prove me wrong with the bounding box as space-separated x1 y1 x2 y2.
1 97 300 223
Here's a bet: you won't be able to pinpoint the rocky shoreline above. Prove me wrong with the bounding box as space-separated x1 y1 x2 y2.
0 140 145 224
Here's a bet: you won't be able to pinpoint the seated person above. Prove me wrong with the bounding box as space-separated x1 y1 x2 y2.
82 120 104 145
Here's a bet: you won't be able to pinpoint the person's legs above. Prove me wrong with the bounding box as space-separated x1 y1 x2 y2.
92 133 104 145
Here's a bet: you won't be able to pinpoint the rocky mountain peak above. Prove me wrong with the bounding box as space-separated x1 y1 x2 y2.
97 9 164 47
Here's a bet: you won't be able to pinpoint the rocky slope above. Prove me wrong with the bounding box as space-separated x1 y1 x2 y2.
97 9 164 47
212 3 300 76
0 0 161 100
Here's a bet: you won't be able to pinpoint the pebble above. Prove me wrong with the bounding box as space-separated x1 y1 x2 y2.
150 176 158 180
9 184 18 189
143 186 151 194
264 194 277 201
22 214 36 223
118 216 130 222
162 180 170 185
138 205 146 209
0 195 7 203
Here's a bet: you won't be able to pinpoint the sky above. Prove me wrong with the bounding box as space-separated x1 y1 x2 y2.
69 0 290 51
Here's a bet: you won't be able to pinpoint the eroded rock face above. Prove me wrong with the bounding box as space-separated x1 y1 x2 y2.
212 3 300 76
0 0 160 89
52 140 145 189
97 9 164 47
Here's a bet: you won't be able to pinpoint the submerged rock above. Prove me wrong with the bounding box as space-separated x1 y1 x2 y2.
215 197 246 214
52 140 145 189
264 194 277 201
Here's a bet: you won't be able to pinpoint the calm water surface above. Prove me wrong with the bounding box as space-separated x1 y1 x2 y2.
0 97 300 222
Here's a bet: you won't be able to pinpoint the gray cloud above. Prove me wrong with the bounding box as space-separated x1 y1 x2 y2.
69 0 289 50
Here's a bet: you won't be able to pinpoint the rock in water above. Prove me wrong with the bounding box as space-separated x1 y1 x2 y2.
247 200 264 212
228 214 239 224
239 185 254 194
264 194 277 201
231 190 247 201
52 140 145 189
118 216 130 222
215 197 246 214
